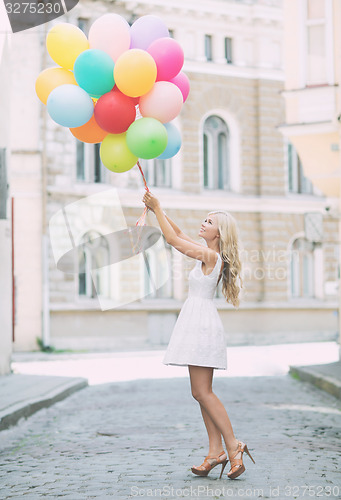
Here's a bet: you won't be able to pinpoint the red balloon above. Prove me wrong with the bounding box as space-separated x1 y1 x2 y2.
113 84 140 105
94 88 136 133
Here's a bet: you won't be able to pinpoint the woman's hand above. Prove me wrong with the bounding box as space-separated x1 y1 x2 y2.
142 191 161 212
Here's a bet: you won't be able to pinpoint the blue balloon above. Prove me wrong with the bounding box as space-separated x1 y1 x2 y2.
47 84 94 128
157 122 181 159
74 49 115 98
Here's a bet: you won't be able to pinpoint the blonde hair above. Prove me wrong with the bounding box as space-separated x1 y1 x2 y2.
209 211 243 309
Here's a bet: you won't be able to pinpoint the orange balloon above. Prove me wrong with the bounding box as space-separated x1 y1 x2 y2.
114 49 157 98
70 114 107 143
35 67 77 105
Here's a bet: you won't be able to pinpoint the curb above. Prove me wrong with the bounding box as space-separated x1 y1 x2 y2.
0 377 88 431
289 365 341 401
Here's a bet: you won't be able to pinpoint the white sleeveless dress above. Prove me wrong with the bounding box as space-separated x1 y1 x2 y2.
162 252 227 370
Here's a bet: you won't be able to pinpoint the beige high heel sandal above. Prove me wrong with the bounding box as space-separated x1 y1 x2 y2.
191 450 229 479
227 440 255 479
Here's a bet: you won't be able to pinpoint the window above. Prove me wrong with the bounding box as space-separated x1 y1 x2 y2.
77 18 89 36
94 143 104 183
290 237 315 298
203 115 230 190
305 0 328 85
205 35 213 62
288 143 313 194
76 140 107 184
224 37 233 64
144 235 173 299
76 141 85 181
142 158 172 188
78 230 110 299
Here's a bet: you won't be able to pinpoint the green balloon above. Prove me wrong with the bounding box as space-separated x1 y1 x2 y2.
126 117 168 159
100 133 138 173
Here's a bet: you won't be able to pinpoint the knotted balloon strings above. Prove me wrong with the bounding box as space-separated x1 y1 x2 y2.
132 160 150 254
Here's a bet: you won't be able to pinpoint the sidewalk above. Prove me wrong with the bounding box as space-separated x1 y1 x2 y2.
0 373 88 431
0 341 340 433
289 360 341 400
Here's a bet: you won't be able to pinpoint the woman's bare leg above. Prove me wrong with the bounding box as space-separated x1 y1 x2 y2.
194 364 225 455
188 365 239 460
199 404 225 456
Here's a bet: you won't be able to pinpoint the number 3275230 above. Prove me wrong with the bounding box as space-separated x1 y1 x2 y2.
5 3 62 14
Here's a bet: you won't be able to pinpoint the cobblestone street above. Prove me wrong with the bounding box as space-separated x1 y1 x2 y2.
1 372 341 499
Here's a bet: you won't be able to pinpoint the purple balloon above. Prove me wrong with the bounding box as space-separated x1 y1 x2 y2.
130 15 169 50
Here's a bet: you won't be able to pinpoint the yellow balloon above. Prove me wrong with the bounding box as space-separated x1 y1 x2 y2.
100 133 138 173
114 49 157 98
46 24 89 70
35 67 77 105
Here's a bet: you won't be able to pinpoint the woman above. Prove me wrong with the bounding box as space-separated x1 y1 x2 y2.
142 191 255 480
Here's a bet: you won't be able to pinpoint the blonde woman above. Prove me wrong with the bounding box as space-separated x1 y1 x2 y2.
142 191 255 480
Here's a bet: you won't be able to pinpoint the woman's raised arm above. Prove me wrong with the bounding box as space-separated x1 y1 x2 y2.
163 212 203 247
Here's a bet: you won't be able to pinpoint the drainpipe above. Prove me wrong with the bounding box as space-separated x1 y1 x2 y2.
339 147 341 360
41 21 50 349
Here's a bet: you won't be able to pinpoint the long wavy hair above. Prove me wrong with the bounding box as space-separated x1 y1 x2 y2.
208 211 244 309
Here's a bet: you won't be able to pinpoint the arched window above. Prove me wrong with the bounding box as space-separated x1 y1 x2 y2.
144 235 173 298
290 237 315 298
78 230 110 299
203 115 230 190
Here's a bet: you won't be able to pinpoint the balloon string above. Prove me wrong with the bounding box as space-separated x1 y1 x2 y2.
135 160 150 227
137 160 150 193
133 160 150 254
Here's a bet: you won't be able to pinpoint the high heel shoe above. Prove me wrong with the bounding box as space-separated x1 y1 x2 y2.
191 450 228 479
227 440 255 479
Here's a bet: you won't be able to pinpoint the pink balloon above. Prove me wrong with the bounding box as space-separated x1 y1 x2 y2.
130 15 169 50
89 14 131 62
139 81 183 123
147 37 184 81
169 72 190 103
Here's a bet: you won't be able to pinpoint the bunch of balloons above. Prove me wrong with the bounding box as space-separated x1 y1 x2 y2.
35 14 190 173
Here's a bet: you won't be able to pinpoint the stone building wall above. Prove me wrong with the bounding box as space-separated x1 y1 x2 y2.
8 0 339 350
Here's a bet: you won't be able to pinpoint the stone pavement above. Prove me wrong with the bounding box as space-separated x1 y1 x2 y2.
0 369 341 499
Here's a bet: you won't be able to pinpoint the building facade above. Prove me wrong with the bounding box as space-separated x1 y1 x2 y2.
9 0 339 352
279 0 341 344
